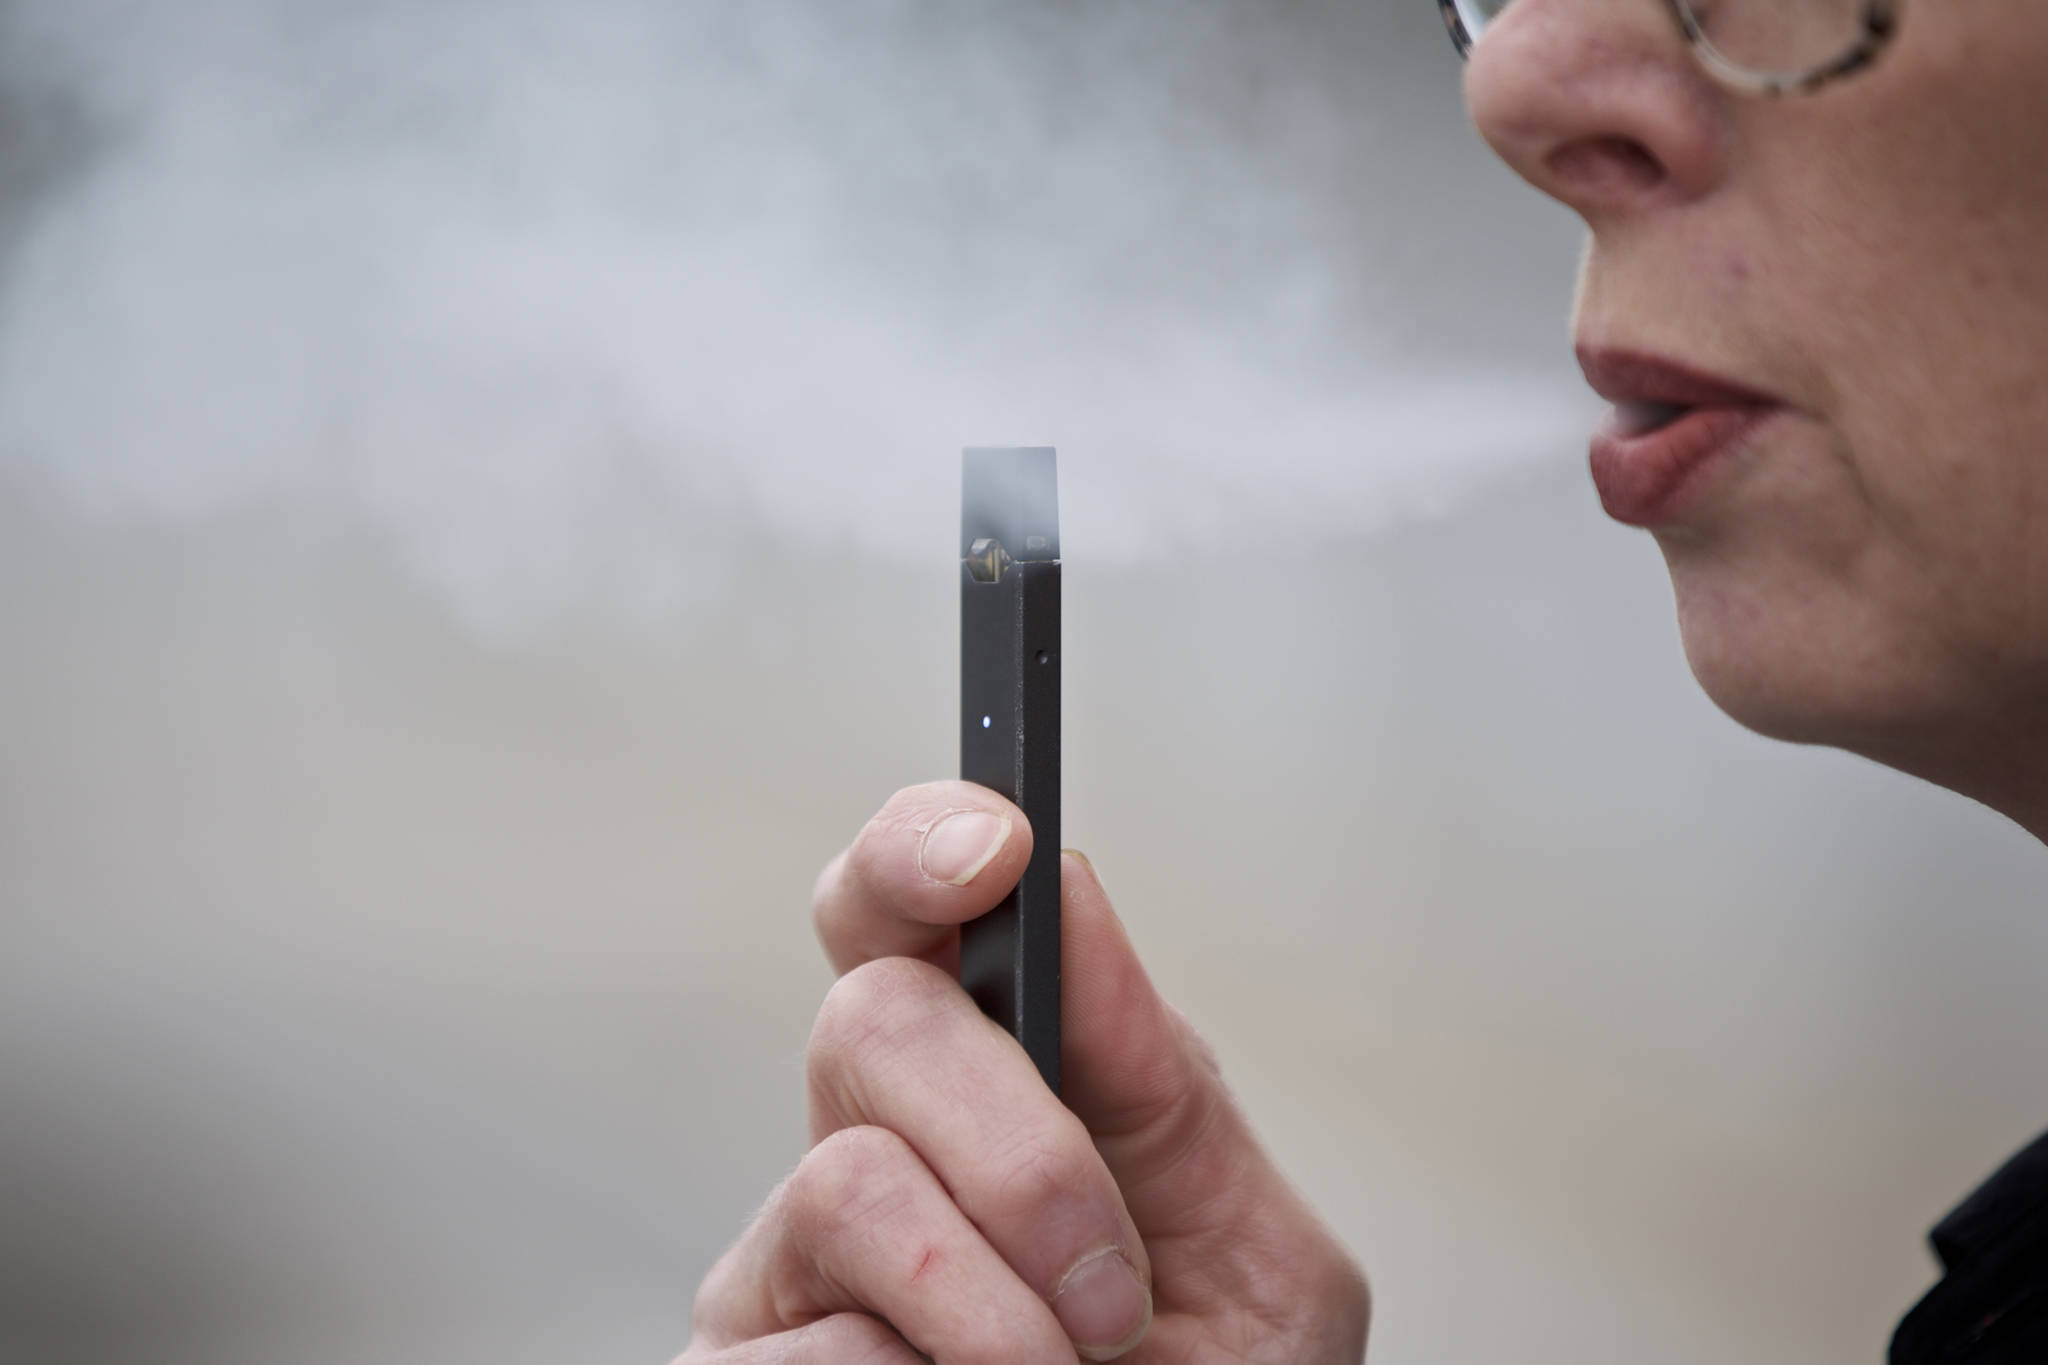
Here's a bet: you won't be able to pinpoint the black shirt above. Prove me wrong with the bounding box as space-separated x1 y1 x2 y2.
1892 1131 2048 1364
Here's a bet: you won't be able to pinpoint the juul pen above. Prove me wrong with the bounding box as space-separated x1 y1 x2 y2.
958 447 1061 1094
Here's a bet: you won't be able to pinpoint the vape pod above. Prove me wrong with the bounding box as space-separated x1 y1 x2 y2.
959 447 1061 1094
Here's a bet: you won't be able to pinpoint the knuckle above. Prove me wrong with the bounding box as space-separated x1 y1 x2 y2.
802 1313 924 1365
1300 1233 1372 1329
785 1125 924 1246
687 1208 777 1348
1169 1002 1226 1081
1229 1209 1372 1356
846 782 1014 900
810 848 850 924
1334 1255 1374 1352
826 790 929 923
849 785 931 869
808 956 955 1079
981 1123 1098 1232
685 1248 734 1340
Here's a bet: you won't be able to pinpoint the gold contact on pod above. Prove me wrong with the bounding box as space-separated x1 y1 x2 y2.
967 536 1013 584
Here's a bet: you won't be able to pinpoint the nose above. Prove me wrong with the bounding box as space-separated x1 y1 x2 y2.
1463 0 1731 220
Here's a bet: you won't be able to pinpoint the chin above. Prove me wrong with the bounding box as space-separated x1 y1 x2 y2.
1660 538 1969 758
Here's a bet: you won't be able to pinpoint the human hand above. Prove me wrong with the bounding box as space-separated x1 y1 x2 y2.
680 781 1369 1363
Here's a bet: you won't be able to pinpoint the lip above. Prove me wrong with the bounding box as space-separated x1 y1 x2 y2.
1577 346 1787 527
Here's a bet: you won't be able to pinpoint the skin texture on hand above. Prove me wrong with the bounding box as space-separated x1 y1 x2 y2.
680 781 1369 1364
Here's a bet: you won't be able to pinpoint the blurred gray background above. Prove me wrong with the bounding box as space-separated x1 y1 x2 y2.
2 2 2045 1362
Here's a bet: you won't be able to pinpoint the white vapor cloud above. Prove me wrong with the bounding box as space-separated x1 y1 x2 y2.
0 0 1593 631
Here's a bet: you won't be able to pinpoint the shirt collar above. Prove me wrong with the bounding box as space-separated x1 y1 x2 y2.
1931 1129 2048 1272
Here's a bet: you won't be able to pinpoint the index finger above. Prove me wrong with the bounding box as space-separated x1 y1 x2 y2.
812 781 1034 976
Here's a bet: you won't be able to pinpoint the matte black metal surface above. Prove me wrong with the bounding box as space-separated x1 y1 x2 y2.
959 449 1061 1094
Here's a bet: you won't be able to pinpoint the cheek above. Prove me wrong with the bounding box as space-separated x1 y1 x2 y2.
1657 404 2048 744
1749 22 2048 676
1831 354 2048 671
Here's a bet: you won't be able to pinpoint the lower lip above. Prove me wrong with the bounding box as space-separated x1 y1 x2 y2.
1588 405 1778 527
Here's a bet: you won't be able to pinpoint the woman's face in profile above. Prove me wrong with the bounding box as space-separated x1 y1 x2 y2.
1462 0 2048 781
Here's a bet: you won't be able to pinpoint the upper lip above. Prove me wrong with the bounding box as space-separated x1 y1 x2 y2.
1575 345 1785 411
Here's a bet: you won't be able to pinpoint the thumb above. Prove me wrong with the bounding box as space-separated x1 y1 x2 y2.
1059 852 1373 1361
1058 851 1269 1241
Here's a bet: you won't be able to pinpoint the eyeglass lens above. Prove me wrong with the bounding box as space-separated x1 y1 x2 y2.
1451 0 1870 80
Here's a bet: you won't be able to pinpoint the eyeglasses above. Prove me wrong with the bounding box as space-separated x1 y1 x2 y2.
1436 0 1902 97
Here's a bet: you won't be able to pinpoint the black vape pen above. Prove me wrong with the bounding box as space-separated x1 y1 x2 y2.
959 447 1061 1094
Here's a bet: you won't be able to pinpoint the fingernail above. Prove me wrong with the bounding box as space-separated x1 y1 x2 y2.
918 810 1010 886
1063 848 1099 883
1053 1249 1152 1360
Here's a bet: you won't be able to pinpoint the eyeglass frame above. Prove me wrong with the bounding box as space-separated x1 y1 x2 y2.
1435 0 1903 97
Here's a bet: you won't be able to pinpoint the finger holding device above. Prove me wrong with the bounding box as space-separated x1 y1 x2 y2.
685 448 1367 1365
